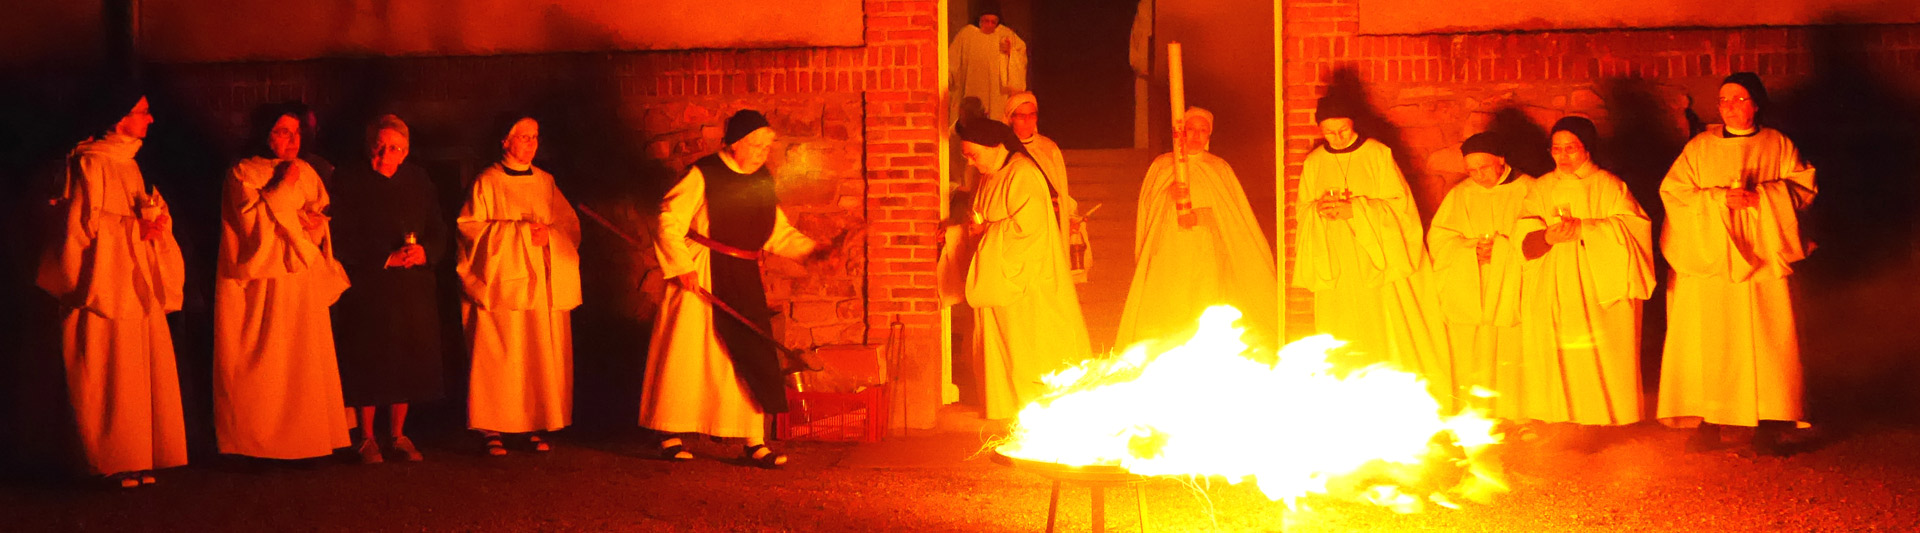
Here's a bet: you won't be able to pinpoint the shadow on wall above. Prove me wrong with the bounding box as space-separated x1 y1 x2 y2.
1321 68 1445 220
1479 106 1554 179
1776 22 1920 425
1595 75 1692 405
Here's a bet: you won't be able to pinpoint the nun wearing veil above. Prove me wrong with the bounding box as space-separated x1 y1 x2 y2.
642 110 834 469
954 117 1091 421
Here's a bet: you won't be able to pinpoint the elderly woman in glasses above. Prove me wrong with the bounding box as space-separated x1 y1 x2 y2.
329 114 448 463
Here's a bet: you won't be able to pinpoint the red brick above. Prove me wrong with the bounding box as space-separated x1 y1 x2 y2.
868 142 910 154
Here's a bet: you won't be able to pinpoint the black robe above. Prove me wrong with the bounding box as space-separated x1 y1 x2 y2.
329 162 448 406
691 153 788 414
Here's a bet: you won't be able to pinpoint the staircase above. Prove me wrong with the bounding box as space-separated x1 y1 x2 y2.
1060 148 1155 352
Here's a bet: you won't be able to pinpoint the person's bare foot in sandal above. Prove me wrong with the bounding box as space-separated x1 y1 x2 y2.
480 431 507 456
743 443 787 469
658 437 694 461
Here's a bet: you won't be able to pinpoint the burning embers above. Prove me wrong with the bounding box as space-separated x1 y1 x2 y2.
996 306 1507 513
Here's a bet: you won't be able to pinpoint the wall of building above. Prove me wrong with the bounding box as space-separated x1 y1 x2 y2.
0 0 949 437
139 0 866 62
1282 0 1920 418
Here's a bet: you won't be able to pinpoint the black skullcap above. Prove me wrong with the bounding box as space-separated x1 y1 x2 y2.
1721 72 1770 111
84 82 144 137
1461 131 1506 159
1549 116 1600 156
975 1 1002 20
1314 95 1357 124
723 109 772 146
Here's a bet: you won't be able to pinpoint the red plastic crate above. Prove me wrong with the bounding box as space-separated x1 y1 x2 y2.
775 385 889 442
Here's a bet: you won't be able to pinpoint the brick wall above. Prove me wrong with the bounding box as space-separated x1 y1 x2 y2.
1280 0 1920 339
118 0 944 426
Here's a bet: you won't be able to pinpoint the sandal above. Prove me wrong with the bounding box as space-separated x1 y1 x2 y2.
138 472 157 486
392 436 424 462
528 434 551 453
483 435 508 456
357 438 385 464
110 473 140 489
744 444 788 469
659 438 694 461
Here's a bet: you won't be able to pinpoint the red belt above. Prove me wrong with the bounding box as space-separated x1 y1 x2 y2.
690 233 763 261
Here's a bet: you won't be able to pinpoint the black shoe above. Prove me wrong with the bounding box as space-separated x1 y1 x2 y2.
1684 423 1721 453
1751 421 1794 457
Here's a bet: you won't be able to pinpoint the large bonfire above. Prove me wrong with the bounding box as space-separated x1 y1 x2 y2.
997 306 1506 512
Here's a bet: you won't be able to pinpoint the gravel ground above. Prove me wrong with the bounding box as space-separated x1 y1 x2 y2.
4 423 1917 532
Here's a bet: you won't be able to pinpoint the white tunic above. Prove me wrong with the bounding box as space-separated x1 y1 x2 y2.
1116 150 1277 348
1428 172 1533 414
457 163 583 434
40 134 188 475
970 154 1093 420
1513 164 1654 425
641 153 816 439
213 157 352 459
1020 133 1086 281
1657 126 1816 428
1292 139 1453 411
949 24 1028 121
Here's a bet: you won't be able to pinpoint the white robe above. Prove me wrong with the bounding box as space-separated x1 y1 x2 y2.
457 163 582 434
1292 139 1453 410
641 154 816 439
1428 171 1533 414
39 134 188 475
950 24 1028 121
969 154 1092 420
1657 127 1816 428
213 157 352 459
1020 133 1087 282
1512 164 1654 425
1116 150 1277 348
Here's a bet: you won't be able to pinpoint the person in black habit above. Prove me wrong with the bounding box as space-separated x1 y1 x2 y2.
641 109 839 468
328 114 448 463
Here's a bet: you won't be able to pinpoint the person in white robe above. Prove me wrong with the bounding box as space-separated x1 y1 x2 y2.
1006 92 1089 282
949 6 1028 122
955 117 1092 420
458 116 582 456
1511 117 1654 440
39 92 187 487
1291 96 1454 411
643 110 833 468
1657 73 1816 456
1428 133 1533 415
1115 107 1277 348
213 103 353 460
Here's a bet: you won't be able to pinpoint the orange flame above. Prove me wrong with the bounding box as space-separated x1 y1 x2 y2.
998 306 1506 512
